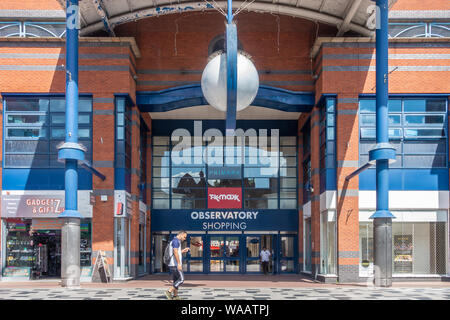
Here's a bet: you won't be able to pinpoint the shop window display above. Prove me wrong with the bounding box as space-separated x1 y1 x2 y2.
359 221 447 276
2 218 92 279
4 220 34 277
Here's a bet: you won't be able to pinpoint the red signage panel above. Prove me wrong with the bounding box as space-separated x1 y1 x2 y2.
208 187 242 209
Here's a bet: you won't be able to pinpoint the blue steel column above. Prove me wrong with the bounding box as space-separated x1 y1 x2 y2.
225 0 237 134
369 0 396 287
58 0 86 287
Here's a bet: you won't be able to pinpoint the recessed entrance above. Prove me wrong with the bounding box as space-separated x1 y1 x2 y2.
152 232 297 274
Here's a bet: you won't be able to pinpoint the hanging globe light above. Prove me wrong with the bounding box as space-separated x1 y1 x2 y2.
201 51 259 112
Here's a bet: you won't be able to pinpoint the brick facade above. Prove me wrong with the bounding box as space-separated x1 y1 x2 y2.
0 0 449 282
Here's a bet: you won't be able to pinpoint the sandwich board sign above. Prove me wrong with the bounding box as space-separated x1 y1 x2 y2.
92 250 111 283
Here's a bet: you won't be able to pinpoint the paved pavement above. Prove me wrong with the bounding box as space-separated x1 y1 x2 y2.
0 275 449 300
1 286 450 300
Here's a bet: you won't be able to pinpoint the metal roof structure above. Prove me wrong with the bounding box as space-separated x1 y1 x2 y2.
57 0 398 37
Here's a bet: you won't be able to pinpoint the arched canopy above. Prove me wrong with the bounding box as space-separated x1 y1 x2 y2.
58 0 398 37
136 84 315 113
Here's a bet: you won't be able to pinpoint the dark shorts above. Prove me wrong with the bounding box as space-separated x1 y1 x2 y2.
170 266 185 289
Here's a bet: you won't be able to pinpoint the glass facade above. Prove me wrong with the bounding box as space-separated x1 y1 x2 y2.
151 135 297 210
319 97 336 193
301 120 311 204
359 98 447 168
320 210 336 275
359 216 448 276
114 217 131 279
115 96 132 192
3 96 93 168
139 118 149 203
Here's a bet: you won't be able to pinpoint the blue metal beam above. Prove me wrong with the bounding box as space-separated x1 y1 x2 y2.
370 0 396 220
57 0 85 219
370 0 395 288
80 162 106 181
225 20 237 133
92 0 115 36
345 162 374 181
136 84 314 113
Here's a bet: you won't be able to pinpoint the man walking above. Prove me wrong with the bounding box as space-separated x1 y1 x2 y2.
260 247 271 275
165 231 190 300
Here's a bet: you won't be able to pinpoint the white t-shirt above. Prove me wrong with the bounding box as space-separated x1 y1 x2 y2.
260 250 271 262
168 237 183 267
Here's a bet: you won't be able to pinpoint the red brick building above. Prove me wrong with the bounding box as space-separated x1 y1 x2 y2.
0 0 449 282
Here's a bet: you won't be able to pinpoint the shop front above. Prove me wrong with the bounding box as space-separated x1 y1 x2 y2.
359 210 448 277
151 210 298 274
1 191 93 281
150 120 300 274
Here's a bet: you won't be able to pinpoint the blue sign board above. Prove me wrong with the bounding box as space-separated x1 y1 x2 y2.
151 209 298 232
208 166 242 179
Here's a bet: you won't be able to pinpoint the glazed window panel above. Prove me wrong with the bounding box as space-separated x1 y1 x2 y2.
115 97 132 173
152 135 296 209
152 166 170 178
244 167 277 178
389 115 402 125
153 199 170 209
244 198 277 209
279 146 297 156
4 96 93 168
78 99 93 112
244 178 277 190
172 198 206 209
115 154 126 168
405 115 445 126
244 188 277 199
153 136 170 146
280 199 297 209
209 179 242 188
152 156 170 167
403 141 446 154
280 177 297 188
153 146 170 157
280 156 297 167
49 98 65 112
5 140 49 153
404 99 446 113
359 97 447 169
7 114 46 125
404 128 445 138
152 188 170 198
403 155 447 168
7 128 47 138
388 100 402 112
172 188 206 198
279 167 297 177
152 178 170 189
280 136 296 146
4 154 49 167
171 167 206 178
5 98 49 112
361 114 376 126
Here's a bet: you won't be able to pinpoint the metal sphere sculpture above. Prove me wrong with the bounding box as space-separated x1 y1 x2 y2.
201 51 259 112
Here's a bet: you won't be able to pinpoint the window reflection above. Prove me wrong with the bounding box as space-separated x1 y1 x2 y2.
152 136 297 209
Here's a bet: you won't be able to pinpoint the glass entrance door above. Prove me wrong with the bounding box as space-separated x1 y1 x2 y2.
208 235 241 273
280 234 297 273
186 234 205 273
244 235 275 273
304 218 312 272
245 236 261 272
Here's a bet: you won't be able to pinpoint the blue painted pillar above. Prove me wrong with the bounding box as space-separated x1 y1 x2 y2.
58 0 86 287
369 0 396 287
225 0 237 135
